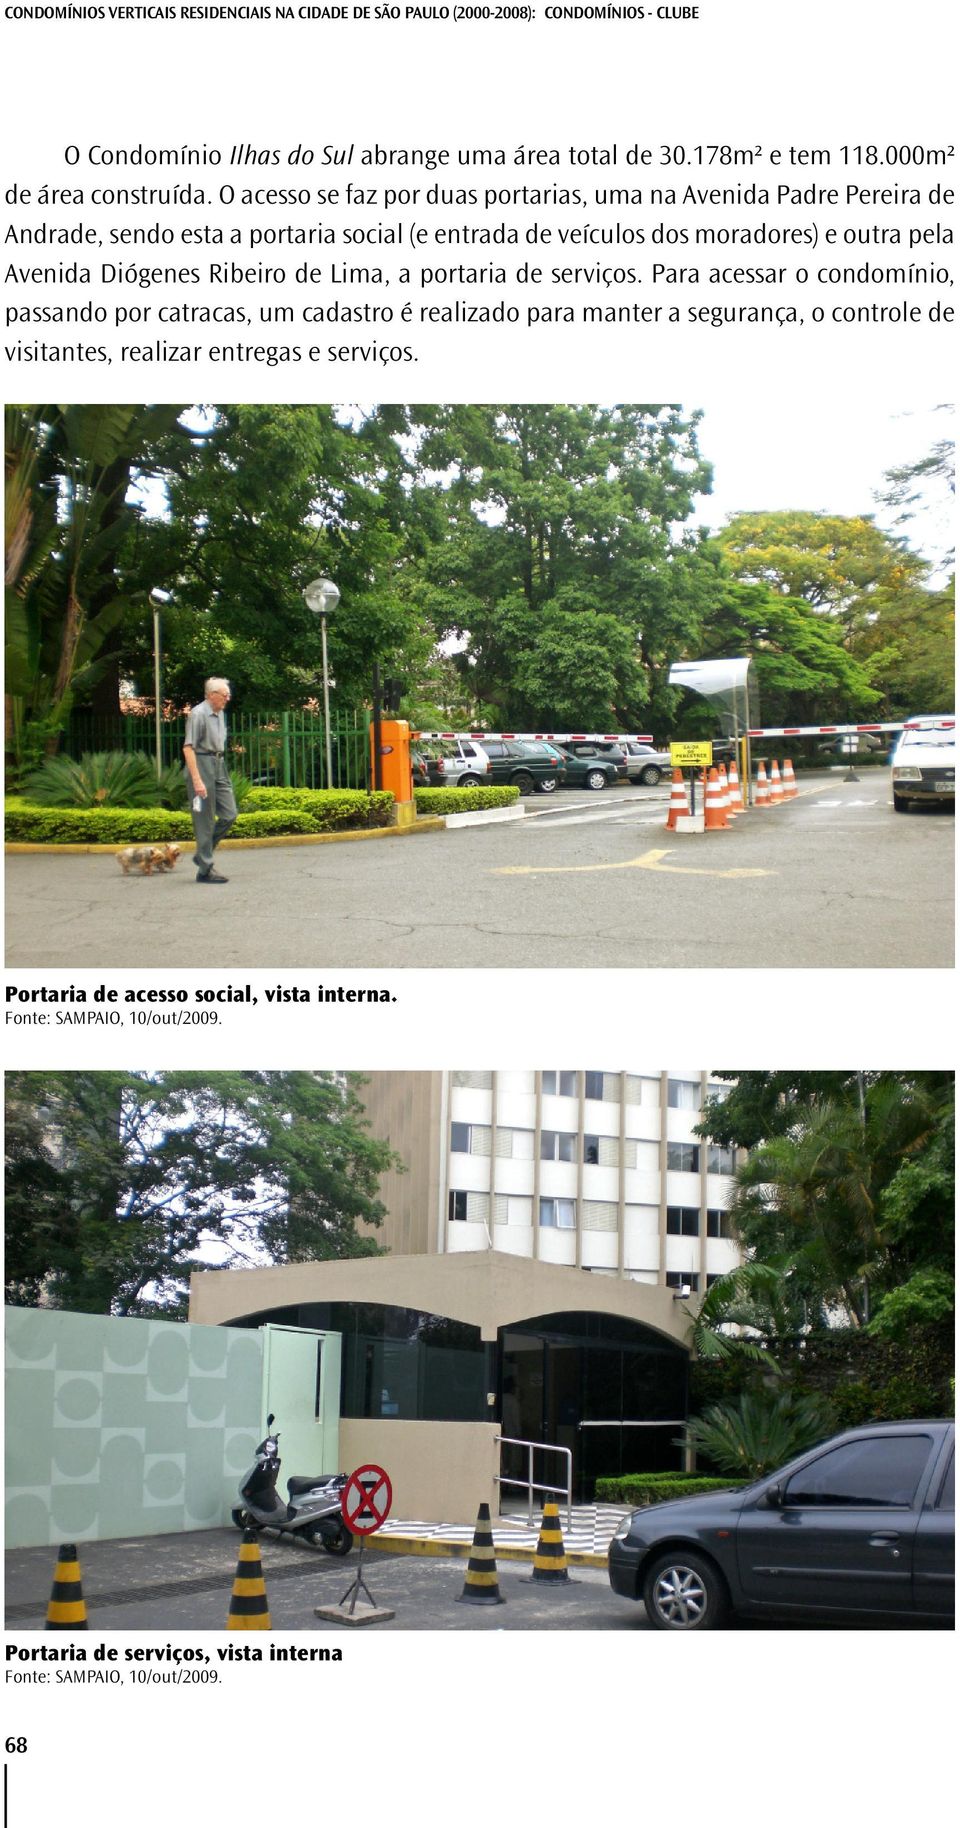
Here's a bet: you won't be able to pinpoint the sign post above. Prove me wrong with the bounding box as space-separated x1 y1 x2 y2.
315 1464 395 1627
669 741 713 816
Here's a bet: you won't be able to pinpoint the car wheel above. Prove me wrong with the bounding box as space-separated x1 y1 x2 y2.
585 768 608 791
642 1551 728 1631
512 771 535 796
893 794 910 813
535 776 559 794
639 765 663 786
458 774 482 787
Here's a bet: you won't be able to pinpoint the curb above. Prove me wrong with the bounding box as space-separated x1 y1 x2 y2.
443 804 526 829
5 819 446 857
364 1534 607 1569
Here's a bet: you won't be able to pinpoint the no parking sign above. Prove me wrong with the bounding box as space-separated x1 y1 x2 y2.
340 1464 393 1537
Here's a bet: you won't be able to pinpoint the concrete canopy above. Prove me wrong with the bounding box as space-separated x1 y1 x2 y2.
189 1250 692 1350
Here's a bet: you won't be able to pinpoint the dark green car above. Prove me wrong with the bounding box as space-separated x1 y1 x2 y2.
475 738 566 794
552 741 628 790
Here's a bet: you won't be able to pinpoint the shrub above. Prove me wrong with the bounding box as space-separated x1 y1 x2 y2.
5 795 391 845
595 1474 749 1506
243 788 394 830
22 751 162 808
414 785 520 814
677 1389 837 1480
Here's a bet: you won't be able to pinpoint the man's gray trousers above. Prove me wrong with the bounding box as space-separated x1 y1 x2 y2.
190 754 238 874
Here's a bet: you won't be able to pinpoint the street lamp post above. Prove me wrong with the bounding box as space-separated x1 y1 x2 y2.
303 576 340 787
148 588 171 780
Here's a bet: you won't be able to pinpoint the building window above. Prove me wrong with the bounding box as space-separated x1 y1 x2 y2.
539 1198 576 1229
583 1133 599 1164
707 1144 736 1175
707 1209 734 1239
449 1190 490 1223
582 1200 618 1232
668 1079 700 1110
451 1122 491 1157
667 1142 700 1173
666 1271 700 1292
541 1129 577 1163
584 1071 605 1101
452 1070 492 1090
542 1071 577 1098
495 1128 534 1160
666 1206 700 1237
706 1274 722 1288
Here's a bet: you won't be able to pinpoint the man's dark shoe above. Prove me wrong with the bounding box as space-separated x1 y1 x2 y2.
197 869 229 884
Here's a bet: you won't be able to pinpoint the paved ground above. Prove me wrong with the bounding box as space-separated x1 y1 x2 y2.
5 774 954 969
6 1525 934 1631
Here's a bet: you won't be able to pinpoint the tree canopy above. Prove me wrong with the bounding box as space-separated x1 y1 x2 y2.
4 1071 401 1318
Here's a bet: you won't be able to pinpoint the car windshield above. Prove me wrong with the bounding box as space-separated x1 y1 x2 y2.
901 728 954 749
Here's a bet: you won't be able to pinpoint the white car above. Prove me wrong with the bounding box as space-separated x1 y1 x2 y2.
424 737 491 787
891 716 955 812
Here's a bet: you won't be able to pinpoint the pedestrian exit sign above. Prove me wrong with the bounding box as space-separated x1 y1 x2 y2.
670 741 714 767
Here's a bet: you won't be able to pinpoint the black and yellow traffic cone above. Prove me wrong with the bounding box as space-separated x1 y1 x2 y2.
45 1544 88 1629
226 1529 272 1630
456 1502 505 1606
526 1502 572 1584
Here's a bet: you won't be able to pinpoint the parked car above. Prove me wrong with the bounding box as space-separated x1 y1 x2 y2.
475 737 566 794
409 748 431 786
418 737 491 787
608 1419 954 1629
619 741 673 785
553 741 629 790
890 716 955 812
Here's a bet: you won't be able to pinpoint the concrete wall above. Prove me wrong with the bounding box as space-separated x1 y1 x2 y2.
5 1307 263 1549
340 1419 500 1523
359 1070 443 1254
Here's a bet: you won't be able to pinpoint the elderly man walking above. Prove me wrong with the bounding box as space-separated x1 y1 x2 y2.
183 677 238 883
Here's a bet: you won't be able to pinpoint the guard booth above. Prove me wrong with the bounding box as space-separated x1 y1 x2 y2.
668 656 756 802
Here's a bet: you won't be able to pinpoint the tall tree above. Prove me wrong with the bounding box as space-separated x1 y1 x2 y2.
4 1071 401 1318
5 405 189 766
700 1071 954 1332
717 510 929 647
125 404 420 712
406 404 714 728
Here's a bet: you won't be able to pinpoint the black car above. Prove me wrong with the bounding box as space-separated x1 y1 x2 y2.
553 741 629 790
608 1420 954 1629
475 738 566 794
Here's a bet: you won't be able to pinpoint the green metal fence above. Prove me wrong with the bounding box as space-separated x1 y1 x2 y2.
63 708 373 791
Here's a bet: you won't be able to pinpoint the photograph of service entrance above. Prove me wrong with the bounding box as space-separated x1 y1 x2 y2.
4 1070 955 1630
4 403 954 970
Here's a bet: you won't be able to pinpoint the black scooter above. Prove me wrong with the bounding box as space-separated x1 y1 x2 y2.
232 1415 353 1556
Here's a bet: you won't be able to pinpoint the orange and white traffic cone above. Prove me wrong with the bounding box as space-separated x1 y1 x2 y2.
664 769 690 831
727 758 744 811
755 762 770 807
717 763 739 817
769 760 784 804
704 768 728 830
782 758 798 798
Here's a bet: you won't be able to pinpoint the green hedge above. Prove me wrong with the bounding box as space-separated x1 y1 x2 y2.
5 791 394 844
414 785 520 814
595 1474 749 1506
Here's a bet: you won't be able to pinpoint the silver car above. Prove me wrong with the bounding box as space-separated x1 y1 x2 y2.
423 737 491 787
619 741 673 785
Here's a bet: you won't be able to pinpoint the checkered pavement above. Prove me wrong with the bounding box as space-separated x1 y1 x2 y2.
373 1503 631 1562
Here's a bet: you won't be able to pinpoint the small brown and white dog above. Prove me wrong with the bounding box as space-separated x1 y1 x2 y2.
117 843 182 876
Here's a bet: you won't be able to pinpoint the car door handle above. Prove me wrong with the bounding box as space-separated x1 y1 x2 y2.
868 1533 902 1549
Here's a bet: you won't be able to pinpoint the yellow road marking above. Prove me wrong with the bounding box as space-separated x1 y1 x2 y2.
495 848 773 880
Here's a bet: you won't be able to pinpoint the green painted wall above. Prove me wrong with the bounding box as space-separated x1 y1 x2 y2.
5 1307 264 1549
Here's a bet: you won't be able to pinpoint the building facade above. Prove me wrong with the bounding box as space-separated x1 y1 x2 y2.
359 1068 741 1294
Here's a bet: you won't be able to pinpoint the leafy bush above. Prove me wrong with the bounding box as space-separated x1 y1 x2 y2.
243 788 394 830
414 786 520 814
677 1389 837 1479
595 1474 749 1506
155 761 189 810
22 751 162 808
5 794 394 845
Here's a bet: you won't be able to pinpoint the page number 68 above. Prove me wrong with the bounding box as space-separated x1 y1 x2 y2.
5 1739 28 1754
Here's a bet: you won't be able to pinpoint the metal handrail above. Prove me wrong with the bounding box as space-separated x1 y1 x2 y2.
494 1435 573 1532
577 1419 687 1428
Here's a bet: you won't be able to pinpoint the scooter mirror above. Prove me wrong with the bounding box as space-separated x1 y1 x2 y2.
267 1414 275 1428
